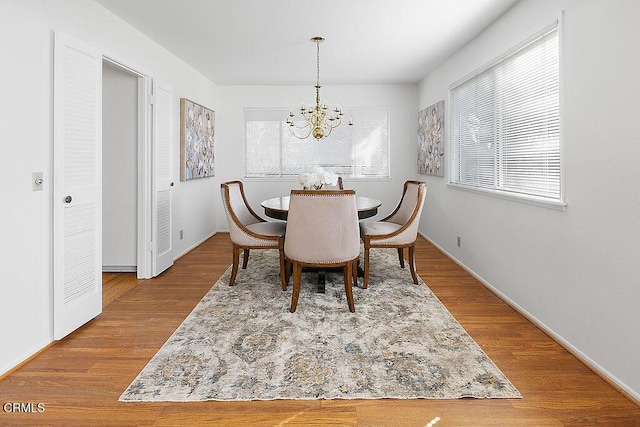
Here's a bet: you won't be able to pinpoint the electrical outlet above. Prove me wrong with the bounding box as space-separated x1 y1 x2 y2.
180 229 184 240
457 236 461 247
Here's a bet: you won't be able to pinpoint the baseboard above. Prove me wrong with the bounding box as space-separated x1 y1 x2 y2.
174 231 217 261
102 265 136 273
0 341 55 380
418 232 640 407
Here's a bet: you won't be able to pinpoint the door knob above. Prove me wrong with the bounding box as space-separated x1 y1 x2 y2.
64 196 72 203
170 182 175 187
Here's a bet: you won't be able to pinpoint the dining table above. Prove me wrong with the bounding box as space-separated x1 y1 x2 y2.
261 195 382 293
261 195 382 221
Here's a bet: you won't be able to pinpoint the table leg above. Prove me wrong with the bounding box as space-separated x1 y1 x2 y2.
315 263 360 292
356 258 364 277
317 269 326 293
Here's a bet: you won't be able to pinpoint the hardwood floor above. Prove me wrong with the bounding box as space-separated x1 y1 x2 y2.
102 272 139 309
1 233 638 426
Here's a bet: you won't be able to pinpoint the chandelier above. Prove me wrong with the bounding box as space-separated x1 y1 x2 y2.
286 37 352 140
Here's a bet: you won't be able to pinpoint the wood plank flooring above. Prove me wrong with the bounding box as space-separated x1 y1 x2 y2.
1 233 638 426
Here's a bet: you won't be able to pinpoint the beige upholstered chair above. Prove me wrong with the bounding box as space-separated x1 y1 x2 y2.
220 181 287 290
360 180 427 289
284 190 360 312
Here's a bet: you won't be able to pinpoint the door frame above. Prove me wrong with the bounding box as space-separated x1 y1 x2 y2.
102 56 153 279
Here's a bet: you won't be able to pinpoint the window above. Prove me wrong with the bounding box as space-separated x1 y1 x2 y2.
244 108 390 178
450 22 563 207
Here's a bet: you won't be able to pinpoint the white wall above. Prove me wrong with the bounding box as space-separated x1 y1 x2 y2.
215 84 418 228
0 0 219 375
418 0 640 399
102 62 137 270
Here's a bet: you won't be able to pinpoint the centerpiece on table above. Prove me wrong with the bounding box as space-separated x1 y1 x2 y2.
299 166 338 190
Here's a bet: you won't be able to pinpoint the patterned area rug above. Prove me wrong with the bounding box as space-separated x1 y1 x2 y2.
119 248 521 402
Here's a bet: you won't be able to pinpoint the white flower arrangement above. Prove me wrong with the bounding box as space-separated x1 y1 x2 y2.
299 166 338 190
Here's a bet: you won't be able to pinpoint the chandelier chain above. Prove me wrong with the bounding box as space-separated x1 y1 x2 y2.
316 38 320 88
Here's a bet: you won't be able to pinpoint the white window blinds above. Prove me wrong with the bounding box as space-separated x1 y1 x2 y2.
450 23 561 204
245 108 390 178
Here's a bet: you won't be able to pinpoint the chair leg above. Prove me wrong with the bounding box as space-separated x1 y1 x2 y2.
290 262 302 313
344 261 355 312
352 259 358 288
363 247 370 289
229 245 240 286
242 249 250 269
278 248 287 291
397 247 405 268
408 244 418 285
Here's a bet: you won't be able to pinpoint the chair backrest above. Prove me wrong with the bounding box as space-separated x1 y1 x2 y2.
220 181 263 242
384 181 427 237
284 190 360 264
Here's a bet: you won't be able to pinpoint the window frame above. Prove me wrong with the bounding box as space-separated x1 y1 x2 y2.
243 106 391 181
447 18 567 211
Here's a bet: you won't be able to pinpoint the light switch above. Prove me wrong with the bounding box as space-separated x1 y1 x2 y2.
33 172 43 191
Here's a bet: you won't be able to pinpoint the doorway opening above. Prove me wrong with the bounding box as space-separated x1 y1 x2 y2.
102 61 137 273
101 57 153 283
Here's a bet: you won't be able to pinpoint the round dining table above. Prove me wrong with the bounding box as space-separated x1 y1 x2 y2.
261 195 382 221
261 195 382 293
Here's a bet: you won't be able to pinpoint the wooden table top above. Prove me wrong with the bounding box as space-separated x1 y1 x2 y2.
261 195 381 220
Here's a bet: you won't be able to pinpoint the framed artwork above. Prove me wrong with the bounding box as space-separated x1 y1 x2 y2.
417 100 444 177
180 98 215 181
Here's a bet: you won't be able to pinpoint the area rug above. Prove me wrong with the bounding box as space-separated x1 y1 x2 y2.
119 248 521 402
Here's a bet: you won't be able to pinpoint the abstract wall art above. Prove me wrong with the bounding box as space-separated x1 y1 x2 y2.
417 100 444 177
180 98 215 181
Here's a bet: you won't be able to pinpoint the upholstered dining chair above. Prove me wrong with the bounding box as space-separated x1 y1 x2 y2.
284 190 360 312
220 181 287 290
359 180 427 289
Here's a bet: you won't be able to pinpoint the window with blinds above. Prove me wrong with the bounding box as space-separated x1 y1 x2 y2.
244 108 390 178
450 22 562 206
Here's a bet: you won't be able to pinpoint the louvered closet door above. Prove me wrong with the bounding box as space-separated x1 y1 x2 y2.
152 80 174 276
53 32 102 339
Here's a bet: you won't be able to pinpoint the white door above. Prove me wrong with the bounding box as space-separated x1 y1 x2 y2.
152 80 174 276
53 32 102 339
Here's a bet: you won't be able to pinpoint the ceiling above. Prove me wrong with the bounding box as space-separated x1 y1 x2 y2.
95 0 519 86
